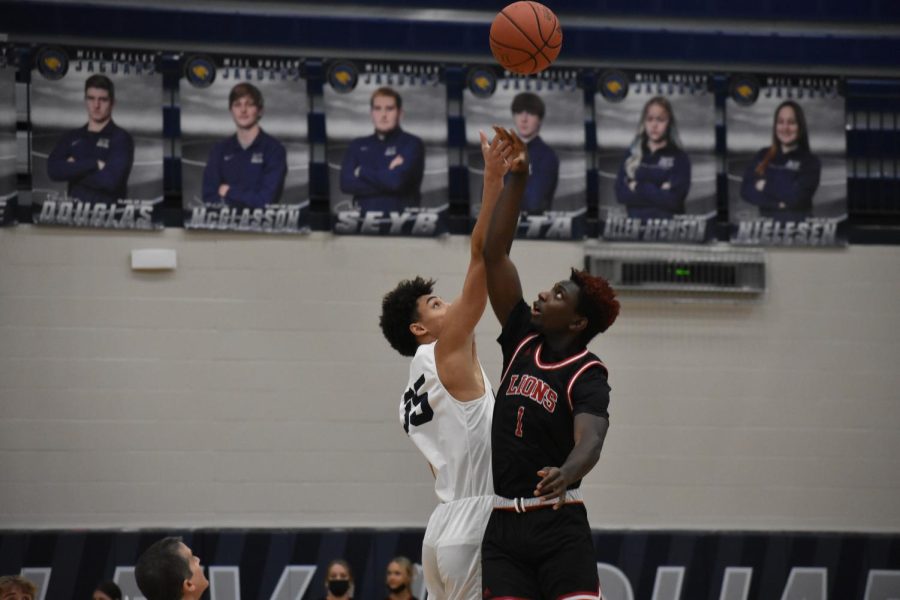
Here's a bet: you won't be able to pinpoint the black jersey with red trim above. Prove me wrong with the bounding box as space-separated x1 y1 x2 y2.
491 299 610 499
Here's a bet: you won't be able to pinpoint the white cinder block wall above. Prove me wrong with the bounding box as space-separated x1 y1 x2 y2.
1 226 898 531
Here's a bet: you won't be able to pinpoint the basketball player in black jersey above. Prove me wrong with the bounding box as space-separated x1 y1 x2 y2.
481 128 620 600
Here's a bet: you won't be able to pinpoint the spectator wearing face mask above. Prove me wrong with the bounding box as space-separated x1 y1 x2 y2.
322 559 354 600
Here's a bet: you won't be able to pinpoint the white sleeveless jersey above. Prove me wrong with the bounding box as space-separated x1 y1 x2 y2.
400 342 495 503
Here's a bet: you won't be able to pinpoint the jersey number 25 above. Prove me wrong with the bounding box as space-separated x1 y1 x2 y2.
403 374 434 433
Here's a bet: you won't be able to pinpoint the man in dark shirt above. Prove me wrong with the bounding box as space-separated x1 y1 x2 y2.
202 82 287 209
47 74 134 204
481 127 620 600
340 86 425 213
511 92 559 213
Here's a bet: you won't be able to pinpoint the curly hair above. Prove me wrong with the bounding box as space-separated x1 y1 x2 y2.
380 276 435 357
569 268 620 344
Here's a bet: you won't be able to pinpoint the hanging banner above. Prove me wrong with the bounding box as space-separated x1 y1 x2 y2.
181 54 309 233
0 55 16 226
596 71 717 243
727 76 847 246
325 60 448 236
464 68 587 240
30 47 164 229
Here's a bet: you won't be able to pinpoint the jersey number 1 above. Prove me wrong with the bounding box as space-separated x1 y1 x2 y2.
515 406 525 438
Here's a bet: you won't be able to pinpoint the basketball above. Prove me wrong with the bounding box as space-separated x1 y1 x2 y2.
490 2 562 75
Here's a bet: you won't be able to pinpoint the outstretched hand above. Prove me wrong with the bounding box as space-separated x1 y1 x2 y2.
480 130 511 180
491 126 529 175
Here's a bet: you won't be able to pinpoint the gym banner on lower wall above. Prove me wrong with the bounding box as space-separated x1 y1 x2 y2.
0 529 897 600
181 54 310 234
595 70 718 244
325 60 448 237
464 67 588 240
29 47 164 230
726 75 848 247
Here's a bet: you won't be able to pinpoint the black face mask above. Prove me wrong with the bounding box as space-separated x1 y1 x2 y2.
328 580 351 597
388 583 407 594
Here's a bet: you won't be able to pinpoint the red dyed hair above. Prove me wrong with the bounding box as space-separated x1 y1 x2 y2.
569 268 620 342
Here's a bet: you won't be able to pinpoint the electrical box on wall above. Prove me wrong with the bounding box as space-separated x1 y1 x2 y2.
584 243 765 297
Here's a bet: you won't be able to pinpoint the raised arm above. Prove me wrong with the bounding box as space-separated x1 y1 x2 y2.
483 127 528 327
436 131 510 356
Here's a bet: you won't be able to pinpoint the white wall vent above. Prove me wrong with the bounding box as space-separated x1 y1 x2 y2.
584 243 766 296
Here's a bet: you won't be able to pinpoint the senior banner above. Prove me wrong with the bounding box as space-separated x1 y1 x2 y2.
0 55 16 225
595 71 717 243
181 54 309 233
30 47 164 229
726 76 847 246
464 67 587 240
325 60 448 236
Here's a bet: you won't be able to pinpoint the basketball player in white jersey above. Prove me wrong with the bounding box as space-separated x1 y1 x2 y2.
379 129 515 600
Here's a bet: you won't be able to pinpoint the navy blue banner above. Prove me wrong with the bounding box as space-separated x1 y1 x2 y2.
1 529 898 600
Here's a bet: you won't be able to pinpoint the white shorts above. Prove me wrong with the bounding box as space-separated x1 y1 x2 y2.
421 495 495 600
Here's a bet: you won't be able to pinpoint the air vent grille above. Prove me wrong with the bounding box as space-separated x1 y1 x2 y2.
585 244 765 295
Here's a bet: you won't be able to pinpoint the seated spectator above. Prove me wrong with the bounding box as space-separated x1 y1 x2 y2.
385 556 418 600
322 559 354 600
0 575 37 600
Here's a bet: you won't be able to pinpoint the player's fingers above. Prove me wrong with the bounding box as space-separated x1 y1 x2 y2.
479 130 489 149
553 493 565 510
538 483 564 503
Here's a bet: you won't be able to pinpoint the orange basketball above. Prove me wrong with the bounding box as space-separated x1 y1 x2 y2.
490 2 562 75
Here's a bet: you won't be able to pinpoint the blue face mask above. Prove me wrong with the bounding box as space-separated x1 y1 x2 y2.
328 580 351 597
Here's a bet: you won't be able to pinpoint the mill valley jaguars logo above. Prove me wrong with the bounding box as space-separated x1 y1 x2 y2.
184 55 216 88
599 70 629 102
328 61 359 93
467 67 497 99
36 47 69 80
730 75 760 106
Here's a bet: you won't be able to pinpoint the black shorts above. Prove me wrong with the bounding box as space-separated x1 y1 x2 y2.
481 503 599 600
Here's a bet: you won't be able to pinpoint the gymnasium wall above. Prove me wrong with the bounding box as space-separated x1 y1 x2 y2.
1 226 898 532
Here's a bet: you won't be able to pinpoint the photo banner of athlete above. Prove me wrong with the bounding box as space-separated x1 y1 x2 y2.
181 54 310 234
726 76 847 246
325 60 448 236
595 71 717 243
0 57 16 226
29 47 164 230
464 67 587 240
